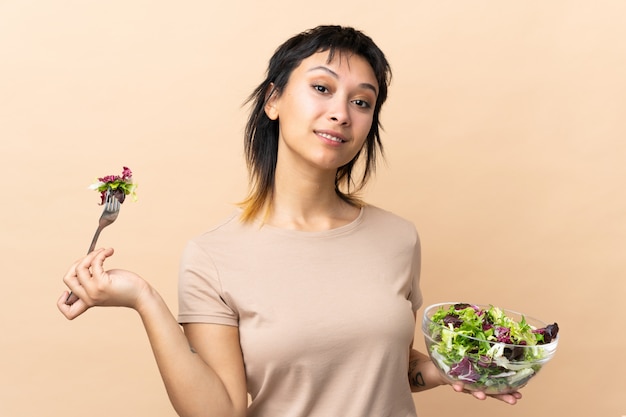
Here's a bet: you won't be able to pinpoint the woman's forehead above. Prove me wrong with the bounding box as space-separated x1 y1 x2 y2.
294 51 378 85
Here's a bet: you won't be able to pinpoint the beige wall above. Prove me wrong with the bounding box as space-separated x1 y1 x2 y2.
1 1 624 416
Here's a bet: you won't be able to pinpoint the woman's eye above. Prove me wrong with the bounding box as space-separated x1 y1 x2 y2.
313 84 329 93
352 99 371 109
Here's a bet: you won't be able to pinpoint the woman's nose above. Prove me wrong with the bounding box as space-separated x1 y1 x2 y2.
328 99 350 125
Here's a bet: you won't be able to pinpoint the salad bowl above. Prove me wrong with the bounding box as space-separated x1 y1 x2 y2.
422 302 559 395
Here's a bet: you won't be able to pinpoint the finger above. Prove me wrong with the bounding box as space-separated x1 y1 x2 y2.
485 390 522 405
62 266 82 301
63 252 101 305
451 383 485 400
496 394 517 405
65 292 79 305
471 391 487 400
57 291 89 320
91 247 115 277
74 248 107 285
61 250 109 307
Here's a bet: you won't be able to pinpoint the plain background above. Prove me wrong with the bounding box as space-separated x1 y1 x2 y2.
1 1 624 416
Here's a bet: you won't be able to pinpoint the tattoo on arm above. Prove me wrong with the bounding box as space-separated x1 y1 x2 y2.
408 359 425 388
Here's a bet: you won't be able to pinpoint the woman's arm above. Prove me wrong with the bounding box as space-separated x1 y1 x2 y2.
57 248 248 417
136 289 247 417
408 348 445 392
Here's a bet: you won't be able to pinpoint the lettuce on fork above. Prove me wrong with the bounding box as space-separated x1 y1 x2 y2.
88 166 138 204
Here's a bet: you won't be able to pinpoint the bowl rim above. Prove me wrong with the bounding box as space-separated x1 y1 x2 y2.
422 301 559 348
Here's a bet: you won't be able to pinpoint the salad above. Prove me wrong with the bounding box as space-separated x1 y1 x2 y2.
89 166 138 204
424 303 559 393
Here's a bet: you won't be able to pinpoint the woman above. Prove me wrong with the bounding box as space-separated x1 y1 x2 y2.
58 25 521 416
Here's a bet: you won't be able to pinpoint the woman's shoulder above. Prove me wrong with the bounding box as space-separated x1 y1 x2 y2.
363 204 417 229
361 204 420 242
186 210 251 247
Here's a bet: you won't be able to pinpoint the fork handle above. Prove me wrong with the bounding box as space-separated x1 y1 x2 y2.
65 226 105 305
87 226 104 254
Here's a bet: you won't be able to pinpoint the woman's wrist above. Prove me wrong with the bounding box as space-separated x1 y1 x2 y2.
408 349 447 392
133 284 162 316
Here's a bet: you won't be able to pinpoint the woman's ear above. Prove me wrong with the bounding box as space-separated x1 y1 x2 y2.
264 84 279 120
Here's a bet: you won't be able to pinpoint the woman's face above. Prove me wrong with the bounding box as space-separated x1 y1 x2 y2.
265 51 378 175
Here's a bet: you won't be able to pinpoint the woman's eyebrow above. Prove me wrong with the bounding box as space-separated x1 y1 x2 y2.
307 65 378 96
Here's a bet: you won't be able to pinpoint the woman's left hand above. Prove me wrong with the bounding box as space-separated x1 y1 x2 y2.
451 382 522 405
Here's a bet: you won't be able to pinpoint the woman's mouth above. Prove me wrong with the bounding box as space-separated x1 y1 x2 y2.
317 132 346 143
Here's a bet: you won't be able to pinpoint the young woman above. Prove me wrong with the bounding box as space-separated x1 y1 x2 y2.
58 25 521 417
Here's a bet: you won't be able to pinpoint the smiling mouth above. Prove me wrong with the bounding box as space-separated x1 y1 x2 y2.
317 132 346 143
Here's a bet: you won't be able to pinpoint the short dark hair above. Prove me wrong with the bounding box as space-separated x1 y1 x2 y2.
240 25 392 221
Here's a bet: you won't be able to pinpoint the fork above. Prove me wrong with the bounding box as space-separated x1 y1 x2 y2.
65 190 122 305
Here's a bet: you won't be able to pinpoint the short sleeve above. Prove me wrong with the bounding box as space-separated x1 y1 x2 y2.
177 240 238 326
408 230 423 312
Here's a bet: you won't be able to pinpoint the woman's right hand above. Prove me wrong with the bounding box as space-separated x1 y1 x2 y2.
57 247 150 320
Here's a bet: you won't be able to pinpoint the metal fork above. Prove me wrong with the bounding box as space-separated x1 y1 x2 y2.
65 191 122 305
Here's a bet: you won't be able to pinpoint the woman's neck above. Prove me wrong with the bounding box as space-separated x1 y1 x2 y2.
266 164 360 231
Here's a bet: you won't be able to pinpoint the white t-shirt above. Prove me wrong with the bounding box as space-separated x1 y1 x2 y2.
178 205 422 417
